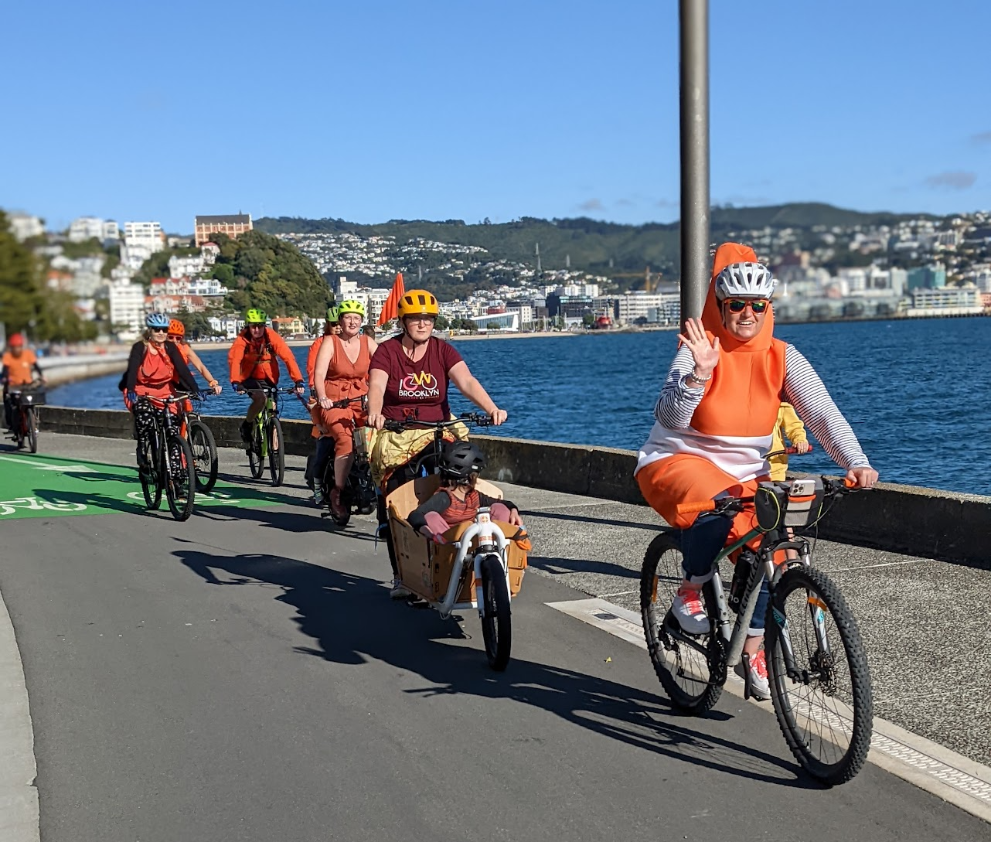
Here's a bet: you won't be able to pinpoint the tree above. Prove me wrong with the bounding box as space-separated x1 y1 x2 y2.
485 321 501 330
176 307 219 340
582 313 595 328
434 314 449 331
0 211 46 336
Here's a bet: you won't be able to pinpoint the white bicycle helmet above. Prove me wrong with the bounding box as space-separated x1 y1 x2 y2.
714 262 777 300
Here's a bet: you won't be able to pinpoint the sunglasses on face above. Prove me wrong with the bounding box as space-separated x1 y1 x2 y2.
151 327 168 333
724 298 769 314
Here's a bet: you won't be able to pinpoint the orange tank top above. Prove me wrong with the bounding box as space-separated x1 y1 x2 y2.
135 345 175 399
323 334 370 402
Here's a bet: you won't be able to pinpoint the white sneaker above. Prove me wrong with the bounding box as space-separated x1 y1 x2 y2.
389 578 411 599
671 585 710 634
734 650 771 701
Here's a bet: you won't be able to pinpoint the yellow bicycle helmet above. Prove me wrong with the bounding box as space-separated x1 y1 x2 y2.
245 308 268 325
337 299 365 318
397 289 439 319
326 306 340 323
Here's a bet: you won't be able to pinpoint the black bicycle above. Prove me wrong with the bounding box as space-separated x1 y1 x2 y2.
236 385 297 487
7 380 45 453
640 470 873 785
177 391 219 493
319 396 376 528
135 394 197 522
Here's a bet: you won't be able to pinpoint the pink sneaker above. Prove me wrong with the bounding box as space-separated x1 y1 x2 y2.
672 585 710 635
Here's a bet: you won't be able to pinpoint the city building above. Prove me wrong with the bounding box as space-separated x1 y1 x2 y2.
69 217 106 242
7 212 44 242
194 214 252 247
615 291 681 325
168 254 207 279
272 316 306 335
907 264 947 290
908 285 981 314
122 221 165 271
505 301 534 329
209 315 244 340
109 279 146 340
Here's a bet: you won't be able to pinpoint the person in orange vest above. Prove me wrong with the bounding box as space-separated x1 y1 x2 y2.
227 308 305 445
635 244 878 700
2 333 45 432
166 319 223 396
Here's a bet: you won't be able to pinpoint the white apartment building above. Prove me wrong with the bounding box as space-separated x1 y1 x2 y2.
121 221 165 271
69 217 105 242
103 220 120 242
909 285 982 311
505 302 534 328
615 291 680 325
109 281 147 340
168 254 207 279
8 212 44 242
337 276 358 298
560 282 600 298
208 316 244 340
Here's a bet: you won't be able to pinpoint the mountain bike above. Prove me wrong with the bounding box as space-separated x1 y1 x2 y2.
640 470 873 785
236 385 296 487
319 395 376 528
135 394 197 522
7 381 45 453
177 391 218 493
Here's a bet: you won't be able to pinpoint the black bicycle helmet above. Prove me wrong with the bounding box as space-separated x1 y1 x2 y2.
439 440 486 480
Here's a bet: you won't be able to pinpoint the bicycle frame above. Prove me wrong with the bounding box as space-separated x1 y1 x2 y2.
697 518 830 684
434 508 511 620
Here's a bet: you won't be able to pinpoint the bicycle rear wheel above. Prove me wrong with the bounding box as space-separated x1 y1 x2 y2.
164 432 196 522
188 419 218 493
480 553 512 671
640 532 724 714
766 566 873 786
25 407 37 453
139 436 162 510
248 421 264 479
267 416 285 487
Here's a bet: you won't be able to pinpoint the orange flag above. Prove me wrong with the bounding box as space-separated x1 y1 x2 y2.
377 272 406 326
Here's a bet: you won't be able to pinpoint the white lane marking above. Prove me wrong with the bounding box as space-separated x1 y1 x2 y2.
0 587 40 842
546 597 991 824
0 455 96 473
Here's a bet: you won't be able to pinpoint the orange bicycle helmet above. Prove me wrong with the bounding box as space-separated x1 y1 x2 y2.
397 289 439 319
168 319 185 337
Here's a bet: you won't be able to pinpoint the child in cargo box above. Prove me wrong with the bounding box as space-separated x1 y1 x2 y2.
407 440 522 543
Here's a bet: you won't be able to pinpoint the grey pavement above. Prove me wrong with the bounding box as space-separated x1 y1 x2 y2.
0 433 989 841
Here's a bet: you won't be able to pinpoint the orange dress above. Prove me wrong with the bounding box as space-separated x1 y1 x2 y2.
318 334 371 456
637 243 785 543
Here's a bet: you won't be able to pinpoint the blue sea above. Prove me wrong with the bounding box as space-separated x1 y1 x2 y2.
48 317 991 496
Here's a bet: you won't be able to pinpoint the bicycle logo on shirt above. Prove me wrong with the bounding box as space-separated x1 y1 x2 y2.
400 371 440 399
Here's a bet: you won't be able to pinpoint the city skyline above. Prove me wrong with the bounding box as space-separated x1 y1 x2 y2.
3 0 989 233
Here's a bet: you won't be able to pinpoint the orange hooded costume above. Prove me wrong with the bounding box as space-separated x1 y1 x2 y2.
636 243 787 534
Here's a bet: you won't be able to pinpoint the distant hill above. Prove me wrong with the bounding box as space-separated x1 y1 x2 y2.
256 203 938 277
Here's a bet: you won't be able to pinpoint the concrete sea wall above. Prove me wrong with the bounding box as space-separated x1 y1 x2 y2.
36 406 991 568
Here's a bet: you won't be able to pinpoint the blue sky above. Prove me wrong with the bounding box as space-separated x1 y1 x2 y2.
2 0 989 233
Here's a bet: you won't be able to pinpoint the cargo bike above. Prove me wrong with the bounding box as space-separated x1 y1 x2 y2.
382 415 530 671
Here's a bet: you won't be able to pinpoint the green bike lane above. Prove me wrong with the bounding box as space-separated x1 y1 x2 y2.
0 450 288 521
0 434 989 841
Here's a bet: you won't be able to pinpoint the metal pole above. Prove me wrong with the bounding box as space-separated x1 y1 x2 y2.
679 0 710 322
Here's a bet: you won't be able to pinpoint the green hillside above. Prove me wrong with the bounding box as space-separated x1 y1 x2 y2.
256 203 935 277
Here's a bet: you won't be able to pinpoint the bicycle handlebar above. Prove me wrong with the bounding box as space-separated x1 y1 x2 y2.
765 443 815 459
675 476 860 518
382 412 494 434
234 385 298 396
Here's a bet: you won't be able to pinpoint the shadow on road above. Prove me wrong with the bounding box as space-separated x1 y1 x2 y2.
175 546 819 789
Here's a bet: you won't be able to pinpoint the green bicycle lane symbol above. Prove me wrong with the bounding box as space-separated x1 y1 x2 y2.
0 453 290 520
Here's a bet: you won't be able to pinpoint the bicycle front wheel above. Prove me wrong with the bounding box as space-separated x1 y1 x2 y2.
25 407 37 453
766 565 873 786
164 432 196 522
640 532 724 714
248 421 264 479
188 420 218 493
479 553 512 671
267 416 285 487
139 437 162 510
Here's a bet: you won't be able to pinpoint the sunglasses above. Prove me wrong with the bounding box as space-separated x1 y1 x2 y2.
150 327 168 332
724 299 769 314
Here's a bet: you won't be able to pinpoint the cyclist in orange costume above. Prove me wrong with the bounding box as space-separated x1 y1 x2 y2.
2 333 45 433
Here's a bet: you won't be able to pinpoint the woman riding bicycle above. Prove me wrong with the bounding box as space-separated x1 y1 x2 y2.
228 308 305 446
366 288 507 598
120 313 198 470
166 319 223 398
635 243 878 700
313 299 379 519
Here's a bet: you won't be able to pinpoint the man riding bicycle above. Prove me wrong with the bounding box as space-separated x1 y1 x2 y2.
228 308 305 446
2 333 45 434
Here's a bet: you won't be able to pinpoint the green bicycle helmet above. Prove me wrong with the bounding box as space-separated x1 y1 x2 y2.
337 299 366 318
245 308 268 325
326 306 340 323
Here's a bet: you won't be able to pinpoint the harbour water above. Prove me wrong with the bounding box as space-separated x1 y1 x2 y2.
47 317 991 496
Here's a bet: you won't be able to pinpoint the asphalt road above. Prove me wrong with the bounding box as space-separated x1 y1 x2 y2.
0 435 988 841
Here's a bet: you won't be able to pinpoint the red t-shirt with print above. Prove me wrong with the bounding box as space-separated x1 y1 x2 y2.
369 337 463 422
